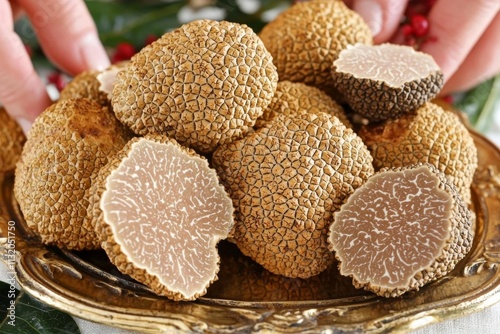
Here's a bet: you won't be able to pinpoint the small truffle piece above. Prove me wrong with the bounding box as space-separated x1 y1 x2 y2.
112 19 278 153
94 135 234 301
213 112 374 279
14 98 130 250
358 102 477 203
329 163 473 298
0 107 25 173
332 43 443 121
256 81 352 129
259 0 372 94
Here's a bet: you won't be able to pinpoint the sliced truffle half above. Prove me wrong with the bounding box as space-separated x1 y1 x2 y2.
332 43 443 121
96 135 234 300
329 163 473 298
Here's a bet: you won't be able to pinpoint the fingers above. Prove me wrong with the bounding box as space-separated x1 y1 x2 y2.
441 13 500 95
0 0 51 129
420 0 500 82
18 0 109 75
350 0 409 43
9 0 24 20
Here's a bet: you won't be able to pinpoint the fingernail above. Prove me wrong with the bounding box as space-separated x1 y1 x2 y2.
17 118 32 136
354 0 383 37
79 33 110 71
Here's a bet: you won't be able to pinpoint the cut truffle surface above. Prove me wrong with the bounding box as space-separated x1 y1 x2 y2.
100 137 234 299
332 44 443 121
329 164 471 296
334 44 440 87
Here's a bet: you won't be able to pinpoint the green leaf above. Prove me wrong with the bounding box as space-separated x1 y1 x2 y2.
86 0 186 47
455 75 500 132
0 281 80 334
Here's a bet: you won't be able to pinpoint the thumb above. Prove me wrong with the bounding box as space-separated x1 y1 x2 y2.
351 0 409 43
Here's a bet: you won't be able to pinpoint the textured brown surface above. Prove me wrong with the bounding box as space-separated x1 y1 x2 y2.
358 102 477 203
212 112 374 278
93 134 234 301
256 80 351 129
0 107 25 172
258 0 372 94
14 98 130 250
60 70 111 107
112 19 278 153
329 163 473 297
332 44 443 121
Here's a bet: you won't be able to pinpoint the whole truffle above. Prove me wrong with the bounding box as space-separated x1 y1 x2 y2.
329 163 473 297
331 43 444 121
256 81 351 129
112 19 278 153
14 99 130 250
93 135 234 301
213 112 374 278
59 70 110 107
358 102 477 204
0 107 25 173
259 0 372 93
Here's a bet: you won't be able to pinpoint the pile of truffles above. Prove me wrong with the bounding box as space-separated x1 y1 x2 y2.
11 0 477 300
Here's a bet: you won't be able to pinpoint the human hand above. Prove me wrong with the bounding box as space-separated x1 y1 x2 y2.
345 0 500 95
0 0 109 132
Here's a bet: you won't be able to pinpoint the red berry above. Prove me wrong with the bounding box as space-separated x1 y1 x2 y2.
411 14 430 37
401 24 414 37
111 53 126 64
145 34 158 45
441 95 454 104
114 42 136 60
47 72 66 92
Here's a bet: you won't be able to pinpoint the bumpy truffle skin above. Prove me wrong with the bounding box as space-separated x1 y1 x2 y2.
60 70 111 107
14 99 130 250
112 19 278 153
330 163 473 297
93 135 234 301
258 0 372 93
256 81 351 129
331 44 444 121
358 102 477 204
0 107 26 173
213 112 374 278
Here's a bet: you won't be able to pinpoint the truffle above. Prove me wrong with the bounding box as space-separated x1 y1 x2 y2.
259 0 372 94
331 43 443 121
14 98 130 250
329 163 473 297
0 107 25 173
212 112 374 278
93 135 234 300
256 81 352 129
59 70 110 107
112 19 278 153
358 102 477 204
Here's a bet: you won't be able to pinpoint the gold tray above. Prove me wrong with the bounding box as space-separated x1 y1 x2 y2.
1 123 499 333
